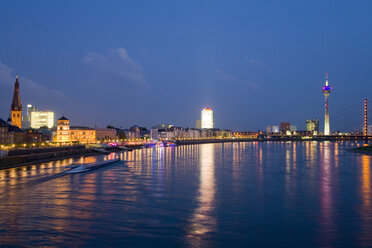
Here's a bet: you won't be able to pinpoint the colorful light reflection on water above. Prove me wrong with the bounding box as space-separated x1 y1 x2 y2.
0 141 371 247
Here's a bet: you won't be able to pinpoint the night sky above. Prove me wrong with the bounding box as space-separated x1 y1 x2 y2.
1 1 372 131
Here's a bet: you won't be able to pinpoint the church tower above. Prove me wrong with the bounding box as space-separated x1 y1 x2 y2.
11 75 23 129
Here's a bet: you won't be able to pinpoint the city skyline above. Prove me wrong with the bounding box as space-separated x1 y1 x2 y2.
1 1 372 131
2 72 369 134
1 3 372 248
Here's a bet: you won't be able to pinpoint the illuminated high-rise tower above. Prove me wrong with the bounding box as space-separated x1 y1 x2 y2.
11 75 23 129
201 108 214 129
322 73 332 135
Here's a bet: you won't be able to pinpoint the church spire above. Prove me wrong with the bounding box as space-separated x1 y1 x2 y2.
10 75 23 129
11 75 22 111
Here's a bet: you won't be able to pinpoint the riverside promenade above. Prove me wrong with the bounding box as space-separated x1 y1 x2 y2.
0 145 110 170
2 135 371 169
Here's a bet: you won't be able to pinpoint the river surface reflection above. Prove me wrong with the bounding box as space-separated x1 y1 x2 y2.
0 141 371 247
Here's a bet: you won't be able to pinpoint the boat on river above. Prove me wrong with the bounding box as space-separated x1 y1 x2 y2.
66 158 120 174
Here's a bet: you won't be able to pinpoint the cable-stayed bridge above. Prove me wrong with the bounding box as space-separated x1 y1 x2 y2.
267 98 372 141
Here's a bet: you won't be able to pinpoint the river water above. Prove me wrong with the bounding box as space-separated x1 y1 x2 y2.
0 141 371 247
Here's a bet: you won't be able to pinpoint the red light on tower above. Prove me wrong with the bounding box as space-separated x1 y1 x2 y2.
364 99 368 136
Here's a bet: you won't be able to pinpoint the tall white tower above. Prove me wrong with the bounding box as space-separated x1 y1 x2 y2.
201 108 214 129
322 73 332 135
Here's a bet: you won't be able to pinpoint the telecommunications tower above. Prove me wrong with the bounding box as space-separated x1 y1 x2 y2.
322 73 332 135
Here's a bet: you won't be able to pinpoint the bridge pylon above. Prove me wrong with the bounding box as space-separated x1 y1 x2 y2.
364 98 368 137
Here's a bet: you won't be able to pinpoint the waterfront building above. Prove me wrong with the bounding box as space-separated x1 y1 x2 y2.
70 126 96 143
129 126 141 139
215 130 233 138
30 111 55 129
233 132 259 139
0 119 10 145
186 128 201 138
266 125 279 133
127 126 149 139
151 126 185 140
56 116 70 142
290 125 297 132
201 108 214 129
150 128 171 140
280 122 290 133
8 125 26 144
10 75 23 129
56 116 96 143
306 119 319 133
38 126 54 142
150 128 159 140
24 129 45 143
0 117 48 144
195 120 201 129
201 128 214 138
322 73 332 135
96 128 118 141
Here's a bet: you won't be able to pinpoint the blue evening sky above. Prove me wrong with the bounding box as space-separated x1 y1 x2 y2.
0 0 371 131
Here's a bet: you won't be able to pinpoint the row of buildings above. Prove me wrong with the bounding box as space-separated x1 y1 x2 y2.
2 76 228 145
1 75 228 144
150 126 233 140
266 119 320 135
0 118 50 145
1 76 120 145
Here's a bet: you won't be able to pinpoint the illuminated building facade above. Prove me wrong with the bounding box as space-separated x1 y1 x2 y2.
70 127 96 143
306 119 319 133
56 116 70 142
56 116 96 143
10 75 22 129
322 73 332 135
30 111 55 129
233 132 259 139
266 125 279 133
201 108 214 129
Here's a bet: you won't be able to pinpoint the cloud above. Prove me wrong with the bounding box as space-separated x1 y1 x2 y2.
214 68 261 91
0 61 14 84
244 58 265 67
82 48 148 88
0 61 71 117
